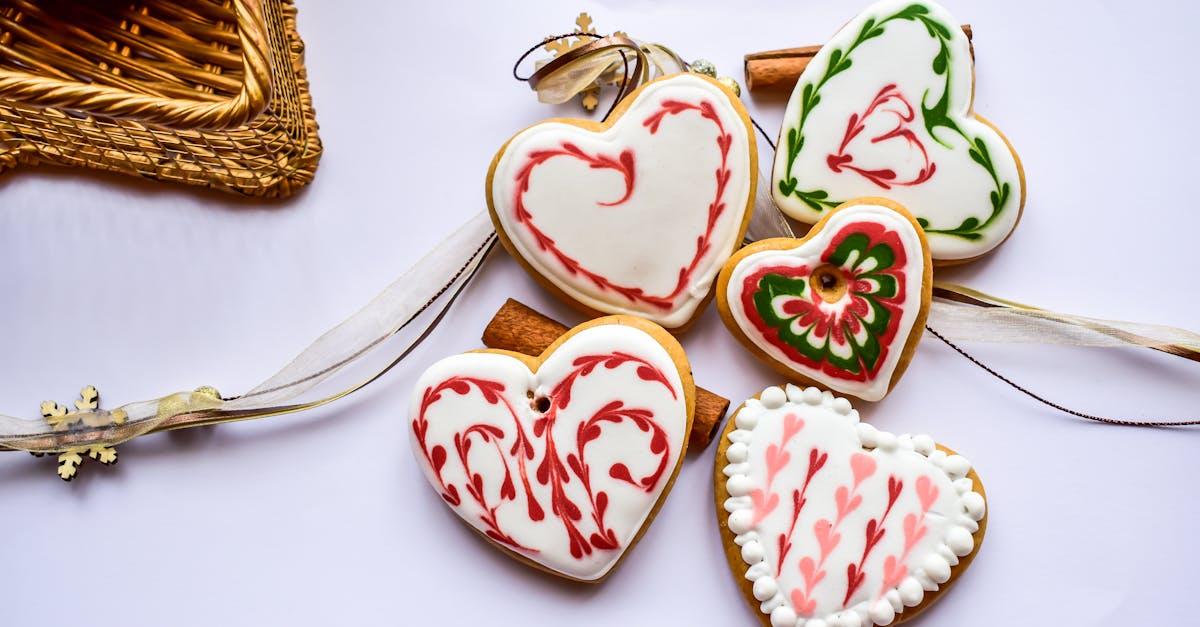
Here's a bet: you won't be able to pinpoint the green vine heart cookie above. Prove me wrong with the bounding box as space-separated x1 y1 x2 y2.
487 72 756 332
771 0 1025 263
716 199 931 402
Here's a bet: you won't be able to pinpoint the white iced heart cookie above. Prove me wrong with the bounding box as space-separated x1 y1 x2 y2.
717 199 931 402
409 317 694 581
771 0 1025 262
716 385 987 626
488 73 756 330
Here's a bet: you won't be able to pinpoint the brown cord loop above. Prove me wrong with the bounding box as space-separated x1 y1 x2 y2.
926 325 1199 427
511 32 645 122
512 32 603 81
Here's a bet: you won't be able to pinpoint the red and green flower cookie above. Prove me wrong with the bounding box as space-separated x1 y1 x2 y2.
716 199 931 402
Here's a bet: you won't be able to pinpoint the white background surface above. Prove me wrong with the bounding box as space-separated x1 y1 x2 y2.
1 1 1198 625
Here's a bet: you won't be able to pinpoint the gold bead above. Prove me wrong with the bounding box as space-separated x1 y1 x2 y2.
690 59 717 78
194 385 222 400
717 76 742 98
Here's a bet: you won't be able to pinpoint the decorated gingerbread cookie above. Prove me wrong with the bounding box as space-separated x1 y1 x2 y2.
408 316 694 582
771 0 1025 263
716 385 987 626
487 72 757 331
717 199 931 402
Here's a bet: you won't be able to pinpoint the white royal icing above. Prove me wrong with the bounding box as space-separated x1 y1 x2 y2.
491 73 753 328
771 0 1023 261
723 203 926 401
722 385 985 626
409 324 689 580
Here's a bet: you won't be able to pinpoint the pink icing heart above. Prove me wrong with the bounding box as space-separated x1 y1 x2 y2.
750 488 781 525
783 412 805 441
882 554 907 589
799 556 816 583
850 452 876 486
791 589 817 616
813 519 841 559
765 443 791 482
798 556 827 589
903 512 927 547
834 485 863 520
917 475 939 512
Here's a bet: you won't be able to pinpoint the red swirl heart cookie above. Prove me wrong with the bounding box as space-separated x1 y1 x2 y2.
715 385 987 626
716 199 931 402
487 73 756 331
409 316 694 581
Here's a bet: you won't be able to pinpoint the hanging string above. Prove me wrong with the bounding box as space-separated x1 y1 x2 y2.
512 32 603 81
925 325 1199 427
751 115 777 152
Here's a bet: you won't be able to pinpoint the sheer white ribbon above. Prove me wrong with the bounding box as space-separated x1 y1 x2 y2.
0 211 496 453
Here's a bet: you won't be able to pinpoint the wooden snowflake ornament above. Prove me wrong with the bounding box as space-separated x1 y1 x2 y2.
37 385 126 481
541 12 628 111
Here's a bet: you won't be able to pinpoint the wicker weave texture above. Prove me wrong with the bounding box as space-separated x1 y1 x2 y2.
0 0 321 198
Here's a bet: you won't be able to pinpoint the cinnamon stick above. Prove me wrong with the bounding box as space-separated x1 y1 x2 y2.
482 299 730 450
744 24 973 92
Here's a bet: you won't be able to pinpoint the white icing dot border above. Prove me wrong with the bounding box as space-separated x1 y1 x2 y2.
721 384 987 627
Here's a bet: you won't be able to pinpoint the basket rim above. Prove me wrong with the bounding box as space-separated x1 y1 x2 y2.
0 0 273 130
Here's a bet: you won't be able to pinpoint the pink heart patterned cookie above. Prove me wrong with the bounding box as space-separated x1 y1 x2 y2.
717 199 932 402
715 385 987 626
409 316 694 581
487 72 756 331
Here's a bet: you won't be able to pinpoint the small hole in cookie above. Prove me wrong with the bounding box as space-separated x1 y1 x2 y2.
810 264 849 304
533 396 552 413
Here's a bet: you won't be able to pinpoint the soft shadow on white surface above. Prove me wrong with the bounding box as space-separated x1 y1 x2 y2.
1 1 1197 625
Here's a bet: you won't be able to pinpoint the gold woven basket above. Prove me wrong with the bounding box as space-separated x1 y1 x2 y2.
0 0 321 197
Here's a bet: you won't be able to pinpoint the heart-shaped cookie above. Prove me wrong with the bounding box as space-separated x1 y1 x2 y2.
487 72 756 331
716 385 987 626
771 0 1025 263
408 316 694 581
717 199 931 402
